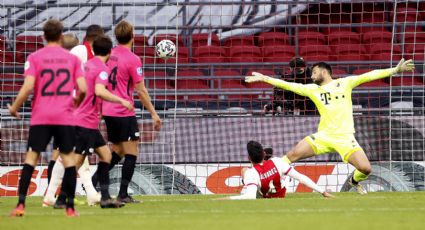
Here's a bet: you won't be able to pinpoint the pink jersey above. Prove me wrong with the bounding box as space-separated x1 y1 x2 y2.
252 158 291 198
73 57 109 129
102 45 143 117
24 46 84 126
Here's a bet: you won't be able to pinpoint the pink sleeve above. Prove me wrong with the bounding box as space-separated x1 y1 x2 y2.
74 57 84 81
129 57 143 85
24 54 36 77
95 69 110 86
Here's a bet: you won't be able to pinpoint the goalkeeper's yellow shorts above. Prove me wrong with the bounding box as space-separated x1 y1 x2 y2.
304 132 363 163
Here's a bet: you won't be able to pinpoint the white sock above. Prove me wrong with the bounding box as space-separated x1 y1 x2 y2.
44 157 64 202
78 157 99 200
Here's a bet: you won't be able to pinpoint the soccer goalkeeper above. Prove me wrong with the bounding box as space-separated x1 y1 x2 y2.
245 59 415 194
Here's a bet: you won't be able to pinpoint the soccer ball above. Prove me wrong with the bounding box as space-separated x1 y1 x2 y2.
155 39 176 59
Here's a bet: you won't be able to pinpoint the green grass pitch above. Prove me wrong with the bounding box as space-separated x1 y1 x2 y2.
1 192 425 230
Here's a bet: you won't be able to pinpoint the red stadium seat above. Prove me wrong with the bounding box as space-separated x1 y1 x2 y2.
15 35 44 51
333 44 368 61
153 34 184 46
134 47 157 64
405 44 425 60
299 45 331 61
133 35 149 47
262 45 296 62
245 69 275 89
391 7 422 22
297 31 326 46
0 51 14 65
257 32 291 47
0 74 23 92
175 70 211 100
328 31 361 45
193 46 226 63
191 33 220 48
145 71 174 100
400 31 425 44
320 13 353 34
369 43 402 60
156 46 189 64
229 46 262 63
214 70 248 99
0 35 7 50
223 35 255 47
362 31 393 44
390 76 423 86
331 69 348 78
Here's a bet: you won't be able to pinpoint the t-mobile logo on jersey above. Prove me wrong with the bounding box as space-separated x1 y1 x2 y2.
259 167 278 180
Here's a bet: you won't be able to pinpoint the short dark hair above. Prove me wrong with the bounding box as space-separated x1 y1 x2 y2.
114 20 134 44
93 35 113 56
247 141 265 164
43 19 63 42
312 62 332 75
85 24 104 42
289 57 306 68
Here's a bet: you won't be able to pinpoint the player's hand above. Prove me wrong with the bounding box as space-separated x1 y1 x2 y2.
395 58 415 73
152 114 162 131
245 72 269 83
7 103 21 119
121 100 134 111
322 191 335 198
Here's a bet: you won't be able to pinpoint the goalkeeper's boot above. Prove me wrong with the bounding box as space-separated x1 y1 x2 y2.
100 198 125 209
348 176 368 195
10 204 25 217
65 207 79 217
117 195 141 204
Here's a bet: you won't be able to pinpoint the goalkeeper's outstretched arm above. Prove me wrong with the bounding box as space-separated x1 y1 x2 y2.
245 72 310 97
350 58 415 88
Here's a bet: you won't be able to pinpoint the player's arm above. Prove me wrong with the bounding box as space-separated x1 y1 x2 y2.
135 81 162 130
349 58 415 88
95 84 133 111
245 72 310 96
74 76 87 107
286 167 333 198
7 76 35 119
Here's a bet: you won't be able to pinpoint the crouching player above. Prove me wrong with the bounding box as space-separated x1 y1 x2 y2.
44 35 132 208
228 141 333 200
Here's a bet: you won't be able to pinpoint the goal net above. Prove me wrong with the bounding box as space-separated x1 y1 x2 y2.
0 0 424 197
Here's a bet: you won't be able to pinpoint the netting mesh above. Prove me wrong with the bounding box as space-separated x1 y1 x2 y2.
1 1 424 196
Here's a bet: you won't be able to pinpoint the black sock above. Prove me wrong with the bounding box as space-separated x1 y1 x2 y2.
351 176 359 185
57 192 66 204
118 154 136 198
98 161 111 201
62 166 77 209
92 152 121 187
18 164 35 206
47 160 56 184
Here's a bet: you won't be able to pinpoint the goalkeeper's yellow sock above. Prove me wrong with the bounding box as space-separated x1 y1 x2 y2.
353 169 369 183
282 155 292 164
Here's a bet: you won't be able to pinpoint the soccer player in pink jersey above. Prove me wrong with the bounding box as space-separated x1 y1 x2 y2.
44 35 132 209
227 141 333 200
93 20 161 203
8 19 87 217
46 25 105 208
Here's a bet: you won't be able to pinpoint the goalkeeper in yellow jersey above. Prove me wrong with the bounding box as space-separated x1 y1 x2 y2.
245 59 415 195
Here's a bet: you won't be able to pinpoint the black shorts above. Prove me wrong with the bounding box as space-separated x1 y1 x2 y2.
103 116 139 143
74 126 106 155
27 125 75 154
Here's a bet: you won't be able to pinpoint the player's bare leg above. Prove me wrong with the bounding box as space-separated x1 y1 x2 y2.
95 145 125 208
115 141 140 203
347 150 372 195
10 151 39 217
285 139 316 163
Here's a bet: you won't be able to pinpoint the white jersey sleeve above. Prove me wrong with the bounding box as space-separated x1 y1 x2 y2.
70 45 88 63
273 157 325 194
229 168 259 200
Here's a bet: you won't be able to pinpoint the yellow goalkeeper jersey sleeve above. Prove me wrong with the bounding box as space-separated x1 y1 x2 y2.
264 67 396 134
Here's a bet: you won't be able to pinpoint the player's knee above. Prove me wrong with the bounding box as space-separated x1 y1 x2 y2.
286 150 300 162
358 164 372 175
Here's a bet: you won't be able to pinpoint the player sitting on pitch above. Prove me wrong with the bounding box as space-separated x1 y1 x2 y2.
245 59 415 195
226 141 333 200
